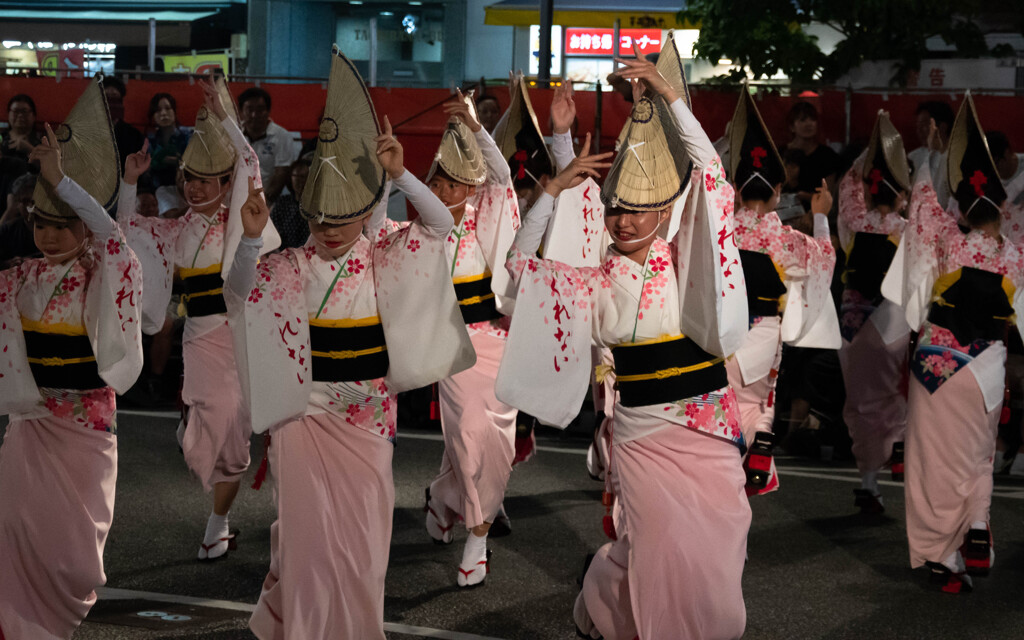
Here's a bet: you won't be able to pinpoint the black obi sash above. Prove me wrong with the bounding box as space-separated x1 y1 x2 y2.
927 267 1015 345
611 334 727 407
453 272 502 325
739 250 786 317
309 316 389 382
22 318 105 389
180 263 227 317
843 232 897 302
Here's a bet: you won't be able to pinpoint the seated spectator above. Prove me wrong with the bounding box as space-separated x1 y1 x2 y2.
269 155 311 249
987 131 1024 189
777 148 806 223
136 174 161 218
100 76 145 169
908 100 954 173
238 87 297 202
0 173 40 267
1 94 41 163
475 93 502 135
155 166 188 219
146 92 191 188
786 101 840 210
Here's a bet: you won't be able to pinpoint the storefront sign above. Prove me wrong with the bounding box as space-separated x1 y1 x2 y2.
564 28 662 57
161 52 229 75
35 49 86 77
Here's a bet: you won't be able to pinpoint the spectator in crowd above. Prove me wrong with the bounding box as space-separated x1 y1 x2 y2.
0 172 40 267
101 76 145 169
237 87 296 203
146 92 191 188
908 100 954 174
786 101 840 210
155 166 188 219
1 94 41 163
987 131 1023 189
475 94 502 135
269 154 311 249
135 174 161 218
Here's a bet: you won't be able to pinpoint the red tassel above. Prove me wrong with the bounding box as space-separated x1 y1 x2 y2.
251 433 271 490
429 384 440 421
1000 388 1011 426
601 491 617 540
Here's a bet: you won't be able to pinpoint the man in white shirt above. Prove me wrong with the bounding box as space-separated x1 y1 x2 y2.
987 131 1024 204
237 87 297 202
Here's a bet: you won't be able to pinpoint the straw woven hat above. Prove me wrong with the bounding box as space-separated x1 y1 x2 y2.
729 89 785 190
615 30 693 156
947 92 1006 214
299 46 385 223
492 73 553 184
862 110 911 196
428 90 487 186
602 96 688 211
32 76 120 222
181 98 237 179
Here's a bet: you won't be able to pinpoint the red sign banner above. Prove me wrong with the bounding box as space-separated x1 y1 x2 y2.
565 28 662 57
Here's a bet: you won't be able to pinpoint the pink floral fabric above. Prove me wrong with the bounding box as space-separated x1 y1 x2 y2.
39 387 117 433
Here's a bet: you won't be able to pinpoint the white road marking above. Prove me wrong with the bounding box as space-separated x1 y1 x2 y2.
95 587 507 640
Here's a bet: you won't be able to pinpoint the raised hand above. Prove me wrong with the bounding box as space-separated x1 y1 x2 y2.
124 139 152 185
29 123 63 187
613 42 677 104
811 179 833 215
443 88 482 133
240 176 270 239
550 82 576 135
927 117 943 152
198 76 229 122
374 115 404 179
544 133 613 198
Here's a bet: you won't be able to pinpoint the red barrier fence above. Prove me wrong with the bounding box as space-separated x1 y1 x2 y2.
3 76 1023 180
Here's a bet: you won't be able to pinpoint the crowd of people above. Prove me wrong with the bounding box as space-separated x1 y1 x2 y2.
1 33 1023 640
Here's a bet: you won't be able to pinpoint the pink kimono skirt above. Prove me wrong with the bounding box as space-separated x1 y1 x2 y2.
431 331 517 529
582 424 750 640
905 371 999 568
249 413 395 640
0 415 117 639
839 321 909 476
181 322 251 491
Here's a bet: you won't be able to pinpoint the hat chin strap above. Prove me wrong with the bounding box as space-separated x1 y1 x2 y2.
964 195 999 218
42 237 89 262
739 171 774 192
446 197 468 211
313 234 360 257
186 192 225 210
615 223 660 245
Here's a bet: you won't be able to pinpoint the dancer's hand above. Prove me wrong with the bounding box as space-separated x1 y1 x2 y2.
444 88 482 133
551 83 576 135
241 176 269 239
29 123 63 187
124 139 152 185
374 116 405 179
613 43 678 104
544 133 612 197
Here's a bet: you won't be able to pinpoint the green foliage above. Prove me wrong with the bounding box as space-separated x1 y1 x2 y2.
679 0 1024 86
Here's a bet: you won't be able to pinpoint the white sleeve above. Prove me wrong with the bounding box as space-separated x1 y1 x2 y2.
364 182 392 239
812 213 830 240
394 170 453 238
116 179 137 222
552 131 576 173
225 234 262 300
513 192 555 255
475 128 512 185
54 176 116 238
668 98 717 170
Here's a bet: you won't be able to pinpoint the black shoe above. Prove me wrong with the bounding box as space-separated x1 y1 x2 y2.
853 489 885 514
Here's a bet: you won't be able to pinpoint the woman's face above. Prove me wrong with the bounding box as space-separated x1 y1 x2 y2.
34 218 88 264
153 97 176 129
291 163 309 198
477 99 501 133
184 175 231 215
604 207 668 259
8 100 35 133
308 218 365 258
791 116 818 140
428 173 475 218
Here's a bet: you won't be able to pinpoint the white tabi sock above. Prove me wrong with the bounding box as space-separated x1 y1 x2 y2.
860 471 880 496
205 511 229 543
457 531 489 587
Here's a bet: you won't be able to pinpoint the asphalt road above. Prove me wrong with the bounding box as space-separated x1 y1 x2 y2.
3 410 1022 639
